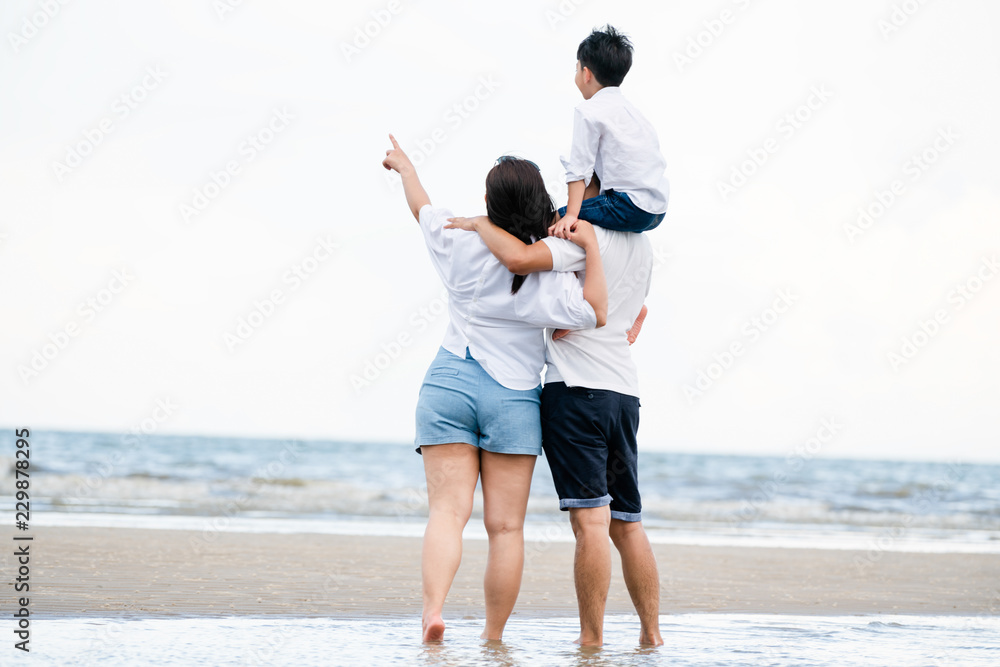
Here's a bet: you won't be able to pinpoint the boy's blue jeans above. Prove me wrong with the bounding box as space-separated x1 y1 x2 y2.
558 189 664 233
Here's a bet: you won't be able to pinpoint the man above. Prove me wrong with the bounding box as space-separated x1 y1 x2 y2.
446 205 663 647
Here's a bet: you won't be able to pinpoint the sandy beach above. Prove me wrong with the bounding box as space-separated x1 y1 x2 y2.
11 526 999 619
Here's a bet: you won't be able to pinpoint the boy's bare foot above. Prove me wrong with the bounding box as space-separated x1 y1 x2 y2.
552 328 570 341
626 304 648 345
422 614 446 642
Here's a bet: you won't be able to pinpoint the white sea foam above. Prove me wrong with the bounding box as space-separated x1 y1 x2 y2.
12 510 1000 554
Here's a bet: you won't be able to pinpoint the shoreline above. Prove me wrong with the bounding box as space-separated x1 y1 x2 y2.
10 526 999 619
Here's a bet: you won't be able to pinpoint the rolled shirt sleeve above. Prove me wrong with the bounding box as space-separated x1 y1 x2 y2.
542 235 587 273
418 204 455 284
514 270 597 330
559 107 600 187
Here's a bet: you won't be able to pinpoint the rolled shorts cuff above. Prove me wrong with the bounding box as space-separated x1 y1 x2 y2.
559 494 613 511
414 435 478 455
479 444 541 456
610 509 642 522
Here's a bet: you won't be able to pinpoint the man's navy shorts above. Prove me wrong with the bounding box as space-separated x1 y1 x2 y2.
540 382 642 522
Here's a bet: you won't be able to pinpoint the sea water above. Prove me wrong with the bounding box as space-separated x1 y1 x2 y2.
5 430 999 553
5 431 1000 665
20 613 1000 666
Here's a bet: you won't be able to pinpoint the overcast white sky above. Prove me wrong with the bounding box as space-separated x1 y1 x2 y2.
2 0 998 462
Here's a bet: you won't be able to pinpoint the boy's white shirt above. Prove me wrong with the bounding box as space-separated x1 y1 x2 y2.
560 86 670 215
541 227 653 398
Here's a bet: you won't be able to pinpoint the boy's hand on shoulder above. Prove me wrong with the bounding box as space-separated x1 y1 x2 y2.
549 213 578 240
444 215 488 232
565 218 597 249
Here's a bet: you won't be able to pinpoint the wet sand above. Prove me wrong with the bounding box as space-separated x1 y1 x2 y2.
10 526 999 619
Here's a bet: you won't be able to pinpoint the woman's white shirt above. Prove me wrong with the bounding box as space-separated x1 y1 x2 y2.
418 204 597 390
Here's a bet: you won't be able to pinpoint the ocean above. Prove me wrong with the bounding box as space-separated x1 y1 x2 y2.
4 430 1000 666
9 430 999 553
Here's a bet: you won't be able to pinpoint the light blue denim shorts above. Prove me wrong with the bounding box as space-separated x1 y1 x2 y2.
415 347 542 456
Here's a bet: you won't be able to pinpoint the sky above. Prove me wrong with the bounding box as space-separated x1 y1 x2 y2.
1 0 998 462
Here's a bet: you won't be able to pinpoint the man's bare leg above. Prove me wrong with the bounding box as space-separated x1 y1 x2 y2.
480 450 536 640
420 443 479 642
609 518 664 646
569 506 612 646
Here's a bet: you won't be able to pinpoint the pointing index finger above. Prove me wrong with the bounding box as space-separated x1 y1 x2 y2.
389 133 400 149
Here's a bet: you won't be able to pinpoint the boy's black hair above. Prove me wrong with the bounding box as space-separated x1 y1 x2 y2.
577 25 633 88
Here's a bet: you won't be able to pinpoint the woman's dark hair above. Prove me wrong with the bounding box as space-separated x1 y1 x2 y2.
485 158 555 294
577 25 633 87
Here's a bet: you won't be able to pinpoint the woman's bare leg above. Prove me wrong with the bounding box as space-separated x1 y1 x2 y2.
479 450 536 640
420 443 480 641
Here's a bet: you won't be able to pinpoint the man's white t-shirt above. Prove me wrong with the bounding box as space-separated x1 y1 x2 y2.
418 205 598 391
541 227 653 398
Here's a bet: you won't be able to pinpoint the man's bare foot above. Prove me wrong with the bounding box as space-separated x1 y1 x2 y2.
552 328 570 341
638 629 664 646
422 615 446 642
574 634 603 647
626 304 648 345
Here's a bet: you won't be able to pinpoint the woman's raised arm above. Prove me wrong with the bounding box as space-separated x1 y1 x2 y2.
382 134 430 221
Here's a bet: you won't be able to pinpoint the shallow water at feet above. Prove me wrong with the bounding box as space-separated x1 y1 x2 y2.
22 613 1000 666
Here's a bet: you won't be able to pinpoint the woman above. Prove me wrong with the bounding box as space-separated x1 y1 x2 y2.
381 134 607 642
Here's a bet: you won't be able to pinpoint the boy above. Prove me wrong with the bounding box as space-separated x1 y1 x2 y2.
551 25 665 343
550 25 670 239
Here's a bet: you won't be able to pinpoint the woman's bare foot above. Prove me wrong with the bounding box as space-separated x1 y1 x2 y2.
626 304 648 345
422 614 446 642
